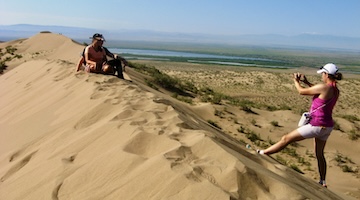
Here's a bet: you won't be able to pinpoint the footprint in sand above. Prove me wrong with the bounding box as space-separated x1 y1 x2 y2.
74 102 114 129
164 145 219 185
8 149 26 162
52 182 63 200
123 132 180 158
1 151 37 182
186 166 218 184
61 154 77 163
111 109 136 121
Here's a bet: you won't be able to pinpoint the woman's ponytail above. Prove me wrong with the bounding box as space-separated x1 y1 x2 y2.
335 72 343 80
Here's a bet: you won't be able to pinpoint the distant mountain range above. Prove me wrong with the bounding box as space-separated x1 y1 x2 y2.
1 24 360 51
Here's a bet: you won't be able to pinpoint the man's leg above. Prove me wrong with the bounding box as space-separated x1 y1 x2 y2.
108 59 123 79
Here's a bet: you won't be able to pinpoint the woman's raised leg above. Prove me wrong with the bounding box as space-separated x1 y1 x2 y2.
263 129 305 154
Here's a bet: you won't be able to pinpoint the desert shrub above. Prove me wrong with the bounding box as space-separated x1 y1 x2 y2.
289 142 300 147
211 93 223 104
172 93 193 104
214 109 225 118
241 105 253 113
279 104 292 110
298 157 311 166
223 107 234 115
348 129 360 140
282 147 299 158
290 164 304 174
275 155 287 165
129 62 197 99
200 95 211 103
270 120 280 127
267 137 275 145
0 46 22 74
250 119 257 126
246 130 261 142
153 71 179 90
341 114 360 123
333 120 341 131
40 31 52 33
181 80 198 94
207 120 222 129
305 149 315 158
145 79 158 90
199 87 215 95
334 152 357 173
334 154 346 164
264 105 278 111
341 165 356 173
237 126 245 133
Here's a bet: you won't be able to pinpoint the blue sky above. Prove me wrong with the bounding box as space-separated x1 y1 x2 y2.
1 0 360 37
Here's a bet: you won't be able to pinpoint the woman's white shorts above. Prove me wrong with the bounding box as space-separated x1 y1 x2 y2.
297 124 333 141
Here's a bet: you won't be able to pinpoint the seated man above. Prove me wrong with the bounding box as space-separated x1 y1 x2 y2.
76 33 127 79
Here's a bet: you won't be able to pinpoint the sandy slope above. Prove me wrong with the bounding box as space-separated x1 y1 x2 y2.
0 33 357 199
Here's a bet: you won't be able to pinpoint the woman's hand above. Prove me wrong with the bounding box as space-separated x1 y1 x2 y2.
300 74 313 87
300 74 307 82
293 72 301 82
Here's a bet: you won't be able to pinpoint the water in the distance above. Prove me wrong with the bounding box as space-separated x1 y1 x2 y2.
108 48 278 62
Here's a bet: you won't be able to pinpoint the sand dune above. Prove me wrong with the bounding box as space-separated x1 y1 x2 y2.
0 33 357 199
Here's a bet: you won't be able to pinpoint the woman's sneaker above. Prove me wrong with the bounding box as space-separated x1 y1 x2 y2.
319 180 327 188
256 150 265 155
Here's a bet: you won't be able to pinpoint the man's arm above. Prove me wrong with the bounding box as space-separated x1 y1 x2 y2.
104 47 128 66
104 47 115 59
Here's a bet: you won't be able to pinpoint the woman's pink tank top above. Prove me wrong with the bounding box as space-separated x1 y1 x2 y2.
309 82 339 127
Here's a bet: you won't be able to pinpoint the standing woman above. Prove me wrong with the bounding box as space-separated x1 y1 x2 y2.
257 63 342 187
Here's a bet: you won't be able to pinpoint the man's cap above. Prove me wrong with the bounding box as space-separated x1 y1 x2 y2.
317 63 339 75
90 33 105 41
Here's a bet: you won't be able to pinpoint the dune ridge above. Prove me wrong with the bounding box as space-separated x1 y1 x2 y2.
0 33 355 199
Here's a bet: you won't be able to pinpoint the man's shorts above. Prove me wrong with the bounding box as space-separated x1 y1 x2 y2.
297 124 333 141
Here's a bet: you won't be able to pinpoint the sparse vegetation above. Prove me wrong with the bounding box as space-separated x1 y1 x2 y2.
341 114 360 123
282 147 299 158
250 119 257 126
270 120 280 127
207 120 222 130
246 130 261 142
334 152 358 174
128 58 360 180
214 109 225 118
237 126 246 133
128 62 196 103
276 155 287 165
241 105 257 114
290 164 304 174
348 129 360 140
0 46 22 74
341 165 355 173
333 120 341 131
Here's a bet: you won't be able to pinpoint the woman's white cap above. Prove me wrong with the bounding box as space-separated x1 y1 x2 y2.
317 63 339 75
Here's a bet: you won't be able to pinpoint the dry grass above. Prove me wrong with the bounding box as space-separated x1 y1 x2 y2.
136 60 360 116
